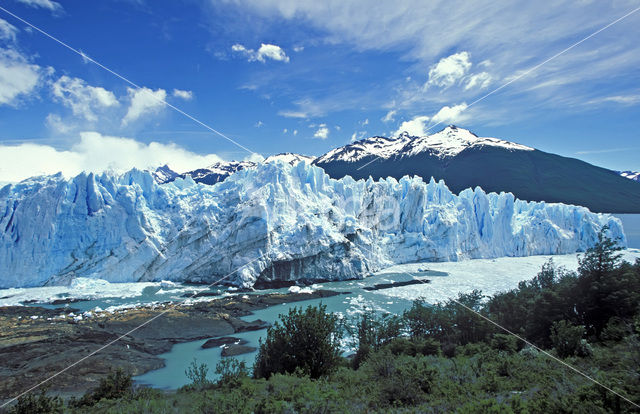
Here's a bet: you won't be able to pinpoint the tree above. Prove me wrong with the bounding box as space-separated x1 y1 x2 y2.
350 310 402 368
550 320 589 358
578 226 622 277
254 304 342 379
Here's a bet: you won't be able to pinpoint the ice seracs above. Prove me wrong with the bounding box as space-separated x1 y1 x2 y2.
315 125 534 163
0 161 625 289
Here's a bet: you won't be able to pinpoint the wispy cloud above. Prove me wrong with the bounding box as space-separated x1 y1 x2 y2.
576 147 640 155
0 18 18 42
15 0 63 14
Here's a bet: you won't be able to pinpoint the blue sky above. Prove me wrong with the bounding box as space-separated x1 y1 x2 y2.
0 0 639 182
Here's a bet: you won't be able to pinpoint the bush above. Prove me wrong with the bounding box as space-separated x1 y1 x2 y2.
350 310 402 368
550 320 589 358
490 333 520 353
215 358 249 387
8 388 63 414
69 368 133 407
184 358 211 390
254 304 342 379
362 351 437 406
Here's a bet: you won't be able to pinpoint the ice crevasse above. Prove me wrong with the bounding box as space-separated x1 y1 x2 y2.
0 161 626 288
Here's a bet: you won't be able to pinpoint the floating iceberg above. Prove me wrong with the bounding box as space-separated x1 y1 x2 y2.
0 161 625 288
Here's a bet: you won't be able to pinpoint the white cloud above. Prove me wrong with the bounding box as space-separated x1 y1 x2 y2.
464 72 492 90
394 115 430 136
283 128 288 133
278 110 308 118
122 87 167 125
45 113 74 134
231 43 290 63
0 48 42 106
361 118 369 126
382 109 396 123
254 120 264 127
0 132 225 183
350 131 367 142
431 103 469 124
393 103 469 136
313 124 329 139
15 0 62 12
0 18 18 42
293 129 298 135
172 89 193 100
224 1 640 118
293 46 304 52
426 51 472 89
51 76 118 121
587 95 640 106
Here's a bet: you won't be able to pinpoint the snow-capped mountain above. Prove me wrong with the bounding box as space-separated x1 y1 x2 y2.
314 126 640 213
619 171 640 181
316 126 532 164
0 161 624 289
152 165 180 184
264 153 316 165
178 160 257 185
154 153 316 185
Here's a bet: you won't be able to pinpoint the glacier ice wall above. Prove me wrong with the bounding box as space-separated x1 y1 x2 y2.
0 161 626 288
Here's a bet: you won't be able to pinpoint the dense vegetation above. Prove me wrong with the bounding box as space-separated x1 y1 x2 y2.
5 231 640 413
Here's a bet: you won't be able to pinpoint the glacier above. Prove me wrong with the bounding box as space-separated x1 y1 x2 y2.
0 161 626 289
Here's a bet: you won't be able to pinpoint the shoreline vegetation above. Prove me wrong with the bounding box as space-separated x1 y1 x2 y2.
4 231 640 413
0 290 344 403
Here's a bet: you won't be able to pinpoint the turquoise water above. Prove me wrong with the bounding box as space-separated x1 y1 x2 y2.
134 272 431 389
7 215 639 390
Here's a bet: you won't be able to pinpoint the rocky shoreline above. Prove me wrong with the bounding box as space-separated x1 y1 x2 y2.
0 289 343 403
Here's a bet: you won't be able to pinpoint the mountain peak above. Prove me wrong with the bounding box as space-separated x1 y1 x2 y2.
317 127 532 164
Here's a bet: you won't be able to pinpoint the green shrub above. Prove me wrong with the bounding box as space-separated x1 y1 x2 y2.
550 320 590 358
490 333 520 353
70 369 133 407
362 351 437 406
185 358 211 390
215 357 249 387
8 388 63 414
254 304 342 379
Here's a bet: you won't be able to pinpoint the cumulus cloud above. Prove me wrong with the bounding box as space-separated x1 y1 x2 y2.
394 103 469 136
122 87 167 125
0 132 225 183
431 103 469 124
426 51 472 89
15 0 63 12
464 72 492 90
172 88 193 100
51 76 118 121
313 124 329 139
0 48 42 106
394 115 430 136
231 43 290 63
0 18 18 42
225 1 640 119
